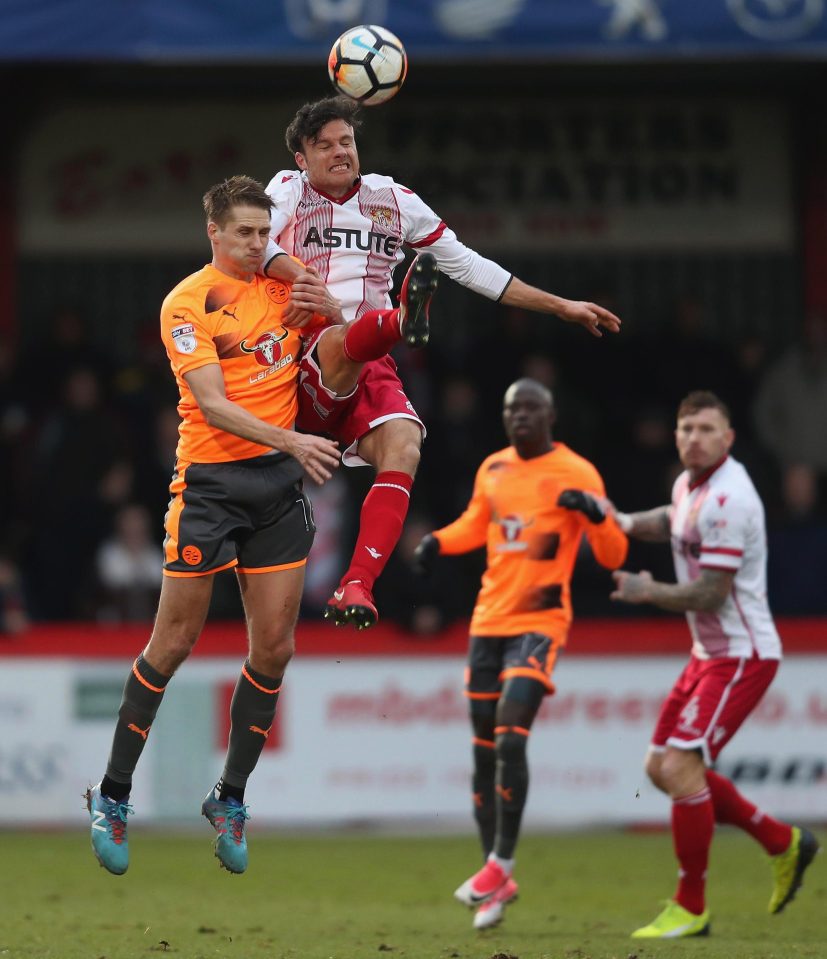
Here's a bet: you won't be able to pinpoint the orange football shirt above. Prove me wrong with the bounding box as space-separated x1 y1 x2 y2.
434 443 628 641
160 264 301 463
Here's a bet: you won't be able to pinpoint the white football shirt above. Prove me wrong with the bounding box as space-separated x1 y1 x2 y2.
670 456 782 660
264 170 511 321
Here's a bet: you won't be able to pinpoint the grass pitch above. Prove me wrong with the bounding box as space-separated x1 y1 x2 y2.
1 828 823 959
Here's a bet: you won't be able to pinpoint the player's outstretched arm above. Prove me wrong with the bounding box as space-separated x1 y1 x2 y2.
612 505 672 542
184 364 339 484
610 568 734 613
500 277 621 337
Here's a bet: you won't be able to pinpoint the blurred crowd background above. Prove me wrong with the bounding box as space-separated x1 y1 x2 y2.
3 1 827 634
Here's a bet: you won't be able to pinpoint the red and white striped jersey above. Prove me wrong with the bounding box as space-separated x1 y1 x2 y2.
264 170 511 321
670 456 781 661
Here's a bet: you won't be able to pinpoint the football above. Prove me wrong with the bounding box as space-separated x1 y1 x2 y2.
327 24 407 106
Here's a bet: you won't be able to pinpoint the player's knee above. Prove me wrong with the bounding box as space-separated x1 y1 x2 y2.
495 728 528 764
381 438 420 475
365 420 422 474
145 629 199 674
473 740 496 775
499 675 546 717
470 700 497 739
251 631 295 676
658 747 703 796
644 751 666 790
318 327 358 391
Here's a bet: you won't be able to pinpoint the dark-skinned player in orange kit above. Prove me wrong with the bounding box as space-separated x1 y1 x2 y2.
414 378 628 930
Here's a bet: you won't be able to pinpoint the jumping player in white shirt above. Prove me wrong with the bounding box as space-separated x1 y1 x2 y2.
265 96 621 629
610 390 819 940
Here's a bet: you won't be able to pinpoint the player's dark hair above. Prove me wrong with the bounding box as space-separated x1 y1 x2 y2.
677 390 731 423
285 96 362 155
203 175 273 227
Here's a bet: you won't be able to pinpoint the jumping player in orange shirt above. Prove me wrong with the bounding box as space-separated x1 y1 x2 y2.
414 378 628 930
85 176 340 878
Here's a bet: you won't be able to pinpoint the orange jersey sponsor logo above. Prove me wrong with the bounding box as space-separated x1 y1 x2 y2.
434 444 627 641
240 330 290 368
495 513 534 550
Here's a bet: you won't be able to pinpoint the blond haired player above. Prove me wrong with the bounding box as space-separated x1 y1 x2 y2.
86 176 339 877
414 378 628 929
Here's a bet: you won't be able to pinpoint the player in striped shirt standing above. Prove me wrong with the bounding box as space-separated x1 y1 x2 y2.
611 390 819 939
264 96 621 630
413 378 628 929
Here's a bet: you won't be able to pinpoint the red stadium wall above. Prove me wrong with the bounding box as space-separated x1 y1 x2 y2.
2 616 826 659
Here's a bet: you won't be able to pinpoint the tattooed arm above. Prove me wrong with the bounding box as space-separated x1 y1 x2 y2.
610 567 734 613
613 505 672 543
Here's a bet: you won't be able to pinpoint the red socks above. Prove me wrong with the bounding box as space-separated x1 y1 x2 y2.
672 787 714 916
670 772 793 917
706 769 792 855
341 470 413 590
343 309 402 362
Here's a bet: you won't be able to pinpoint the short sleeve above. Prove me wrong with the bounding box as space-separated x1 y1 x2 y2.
160 301 218 379
265 170 302 243
698 491 750 572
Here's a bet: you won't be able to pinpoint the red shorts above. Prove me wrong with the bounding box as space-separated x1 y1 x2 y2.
297 326 425 467
651 655 779 764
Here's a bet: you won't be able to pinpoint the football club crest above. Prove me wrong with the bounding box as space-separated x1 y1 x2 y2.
265 280 290 305
367 206 394 229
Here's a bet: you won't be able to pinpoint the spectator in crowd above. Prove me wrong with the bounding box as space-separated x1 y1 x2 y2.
753 312 827 477
0 340 29 541
375 515 483 634
0 551 29 635
130 403 184 519
417 376 490 524
765 463 827 614
18 308 109 417
301 472 349 616
24 366 133 619
94 504 163 623
650 297 741 407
